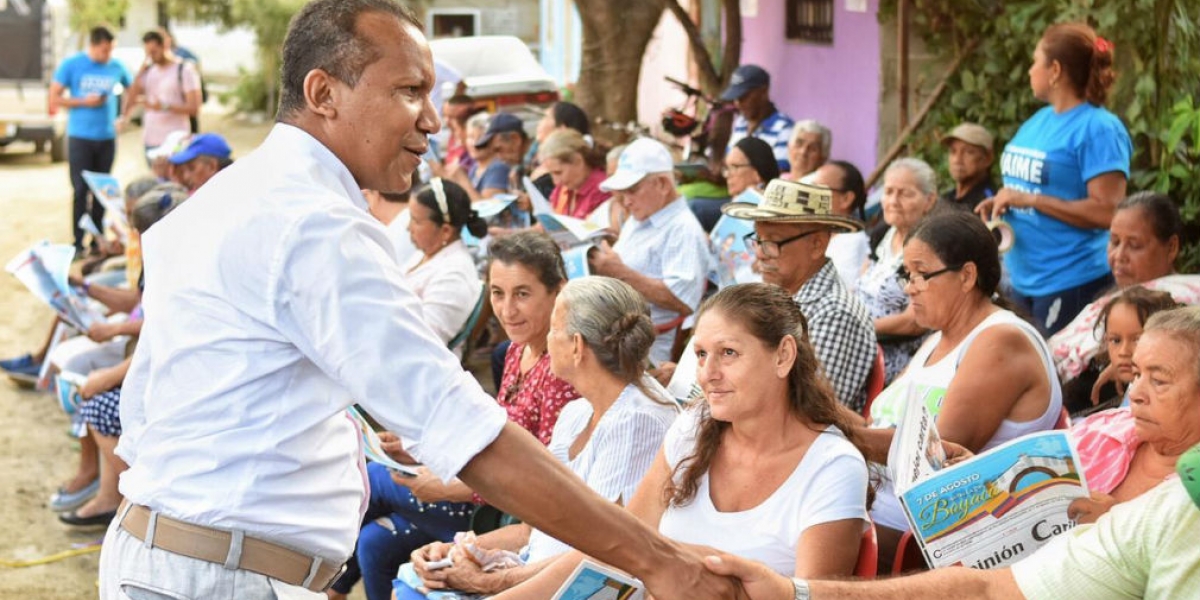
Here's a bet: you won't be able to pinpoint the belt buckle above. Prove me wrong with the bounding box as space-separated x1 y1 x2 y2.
320 562 348 592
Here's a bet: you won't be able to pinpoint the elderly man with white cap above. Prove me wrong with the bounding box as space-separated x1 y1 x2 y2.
589 138 713 365
722 178 876 411
940 122 996 212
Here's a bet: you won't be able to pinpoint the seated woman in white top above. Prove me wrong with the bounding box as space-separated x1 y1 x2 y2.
859 211 1062 569
401 178 486 356
490 283 871 598
400 276 679 597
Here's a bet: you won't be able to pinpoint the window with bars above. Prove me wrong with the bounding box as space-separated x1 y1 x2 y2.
786 0 834 44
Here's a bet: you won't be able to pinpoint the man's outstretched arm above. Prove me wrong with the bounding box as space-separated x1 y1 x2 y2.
459 422 743 600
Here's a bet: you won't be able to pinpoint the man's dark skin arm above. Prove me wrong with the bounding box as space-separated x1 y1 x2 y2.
457 422 743 600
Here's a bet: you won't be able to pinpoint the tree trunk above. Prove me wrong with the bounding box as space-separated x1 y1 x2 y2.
574 0 666 143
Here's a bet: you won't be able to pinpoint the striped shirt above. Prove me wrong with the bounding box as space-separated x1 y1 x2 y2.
727 106 796 172
524 381 680 562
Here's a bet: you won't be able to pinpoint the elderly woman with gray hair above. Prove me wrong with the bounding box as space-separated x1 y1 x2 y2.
782 119 831 181
399 276 679 598
858 157 940 383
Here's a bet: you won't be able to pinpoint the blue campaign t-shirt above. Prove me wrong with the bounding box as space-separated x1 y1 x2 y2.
53 52 131 141
1000 103 1131 296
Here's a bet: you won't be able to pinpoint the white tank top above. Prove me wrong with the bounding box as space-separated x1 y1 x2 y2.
869 309 1063 530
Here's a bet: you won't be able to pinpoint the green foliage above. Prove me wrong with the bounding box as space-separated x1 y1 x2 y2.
166 0 307 114
68 0 129 38
880 0 1200 271
219 65 270 113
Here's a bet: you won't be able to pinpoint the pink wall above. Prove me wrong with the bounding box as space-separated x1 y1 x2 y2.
739 0 881 176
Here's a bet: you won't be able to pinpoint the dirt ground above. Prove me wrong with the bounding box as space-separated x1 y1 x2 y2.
0 111 382 599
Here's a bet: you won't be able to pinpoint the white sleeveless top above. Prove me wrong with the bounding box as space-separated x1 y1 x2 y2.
868 309 1062 530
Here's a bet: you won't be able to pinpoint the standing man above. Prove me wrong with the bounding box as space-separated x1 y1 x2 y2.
99 2 739 599
119 30 201 153
722 64 796 172
722 178 876 410
590 138 713 365
940 122 996 212
50 26 131 257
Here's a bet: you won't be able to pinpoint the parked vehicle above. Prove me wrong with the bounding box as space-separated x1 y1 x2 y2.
430 35 559 138
0 0 70 161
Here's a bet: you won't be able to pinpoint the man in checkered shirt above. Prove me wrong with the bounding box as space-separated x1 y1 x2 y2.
722 178 876 411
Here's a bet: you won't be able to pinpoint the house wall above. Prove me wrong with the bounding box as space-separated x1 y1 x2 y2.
739 0 882 176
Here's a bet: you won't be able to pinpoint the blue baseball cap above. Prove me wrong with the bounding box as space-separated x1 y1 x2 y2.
719 65 770 102
169 133 232 164
474 113 526 149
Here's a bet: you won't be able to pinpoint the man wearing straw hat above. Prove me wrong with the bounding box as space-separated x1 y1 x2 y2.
722 179 877 410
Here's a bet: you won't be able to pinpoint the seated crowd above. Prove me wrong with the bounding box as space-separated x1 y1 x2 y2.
5 18 1198 600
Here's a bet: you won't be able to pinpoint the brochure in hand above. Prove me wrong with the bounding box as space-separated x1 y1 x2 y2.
5 241 104 331
81 170 130 240
710 212 757 289
551 559 643 600
460 195 531 248
345 405 421 477
890 387 1088 569
524 177 609 250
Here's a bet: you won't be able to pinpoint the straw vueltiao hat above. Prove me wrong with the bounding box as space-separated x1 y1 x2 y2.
721 178 864 232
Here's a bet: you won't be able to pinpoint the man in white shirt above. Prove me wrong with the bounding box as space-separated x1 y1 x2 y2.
590 138 713 365
99 2 738 599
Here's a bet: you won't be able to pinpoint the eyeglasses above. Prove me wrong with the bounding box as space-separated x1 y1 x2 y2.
722 162 753 176
744 229 823 258
896 265 960 290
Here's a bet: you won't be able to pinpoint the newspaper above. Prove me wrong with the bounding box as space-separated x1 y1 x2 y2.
81 170 130 241
345 405 420 477
891 391 1089 569
524 176 608 248
5 241 104 331
710 210 758 289
551 559 643 600
460 195 530 248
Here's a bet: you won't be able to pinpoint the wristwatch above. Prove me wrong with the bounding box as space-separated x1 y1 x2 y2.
791 577 811 600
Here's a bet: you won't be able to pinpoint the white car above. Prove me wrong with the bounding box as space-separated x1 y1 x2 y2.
430 35 559 141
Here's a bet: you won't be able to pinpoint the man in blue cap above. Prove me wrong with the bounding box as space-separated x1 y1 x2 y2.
168 132 233 192
721 64 795 172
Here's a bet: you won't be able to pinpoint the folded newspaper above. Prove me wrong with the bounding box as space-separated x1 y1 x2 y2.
345 405 420 477
5 242 104 331
81 170 130 241
524 176 609 251
889 388 1088 569
551 559 643 600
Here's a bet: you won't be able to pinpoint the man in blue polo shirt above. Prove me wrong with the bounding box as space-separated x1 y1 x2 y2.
722 64 795 173
50 26 132 256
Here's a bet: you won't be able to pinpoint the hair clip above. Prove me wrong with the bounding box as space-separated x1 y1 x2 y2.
1095 36 1113 54
158 192 173 210
430 177 449 220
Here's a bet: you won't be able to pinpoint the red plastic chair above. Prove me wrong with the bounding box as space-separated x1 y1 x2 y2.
861 345 886 419
891 529 927 575
854 522 879 578
1054 407 1071 430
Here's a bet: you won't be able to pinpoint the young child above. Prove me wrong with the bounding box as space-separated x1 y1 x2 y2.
1074 286 1180 415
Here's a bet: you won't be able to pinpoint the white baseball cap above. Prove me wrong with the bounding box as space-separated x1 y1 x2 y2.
599 138 675 192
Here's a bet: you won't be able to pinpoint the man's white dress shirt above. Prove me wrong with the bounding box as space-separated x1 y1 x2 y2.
612 197 712 365
117 124 508 561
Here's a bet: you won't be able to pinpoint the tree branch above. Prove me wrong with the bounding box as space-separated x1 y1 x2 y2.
866 38 981 189
664 0 721 93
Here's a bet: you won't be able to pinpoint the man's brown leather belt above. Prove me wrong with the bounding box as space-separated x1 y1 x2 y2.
118 502 345 592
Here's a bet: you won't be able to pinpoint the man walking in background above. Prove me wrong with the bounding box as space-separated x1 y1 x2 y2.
50 26 131 256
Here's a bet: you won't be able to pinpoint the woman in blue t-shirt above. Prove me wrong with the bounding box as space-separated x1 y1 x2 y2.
978 23 1132 335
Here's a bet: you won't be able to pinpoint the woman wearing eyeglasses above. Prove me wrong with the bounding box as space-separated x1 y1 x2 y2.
709 137 780 288
857 211 1063 571
857 158 939 384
